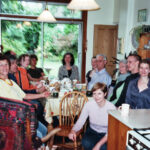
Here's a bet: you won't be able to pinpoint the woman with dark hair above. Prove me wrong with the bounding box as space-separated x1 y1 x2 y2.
68 82 116 150
27 54 45 82
126 59 150 109
58 52 79 80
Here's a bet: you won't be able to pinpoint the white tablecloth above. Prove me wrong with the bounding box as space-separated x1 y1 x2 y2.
45 94 93 124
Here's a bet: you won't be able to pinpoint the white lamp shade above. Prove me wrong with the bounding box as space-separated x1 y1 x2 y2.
67 0 100 11
37 9 56 22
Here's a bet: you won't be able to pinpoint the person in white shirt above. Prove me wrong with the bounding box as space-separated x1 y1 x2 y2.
87 54 112 90
68 82 116 150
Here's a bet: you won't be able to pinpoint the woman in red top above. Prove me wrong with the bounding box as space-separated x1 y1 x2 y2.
15 54 36 90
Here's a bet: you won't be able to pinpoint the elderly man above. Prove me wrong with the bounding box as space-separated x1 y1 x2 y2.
87 54 112 90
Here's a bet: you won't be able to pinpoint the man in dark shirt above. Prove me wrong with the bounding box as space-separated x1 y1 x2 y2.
86 56 97 83
115 53 141 106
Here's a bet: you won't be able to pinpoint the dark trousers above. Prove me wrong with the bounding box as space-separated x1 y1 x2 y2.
30 100 48 127
82 127 107 150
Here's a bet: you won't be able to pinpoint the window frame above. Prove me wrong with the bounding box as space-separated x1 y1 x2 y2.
0 0 87 82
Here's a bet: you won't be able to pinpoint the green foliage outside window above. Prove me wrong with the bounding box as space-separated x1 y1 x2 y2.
1 0 81 78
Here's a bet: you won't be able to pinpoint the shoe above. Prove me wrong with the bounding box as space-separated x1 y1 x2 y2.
41 128 61 143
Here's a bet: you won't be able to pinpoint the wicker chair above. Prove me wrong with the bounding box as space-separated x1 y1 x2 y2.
55 91 88 149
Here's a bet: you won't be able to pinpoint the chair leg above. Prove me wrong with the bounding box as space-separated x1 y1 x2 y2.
48 135 54 149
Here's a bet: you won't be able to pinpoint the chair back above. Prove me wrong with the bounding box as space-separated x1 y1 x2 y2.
0 97 37 150
59 91 88 127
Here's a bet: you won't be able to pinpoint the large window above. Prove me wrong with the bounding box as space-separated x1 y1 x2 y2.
0 0 81 19
0 1 83 79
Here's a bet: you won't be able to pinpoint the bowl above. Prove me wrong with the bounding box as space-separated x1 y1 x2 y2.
76 84 82 90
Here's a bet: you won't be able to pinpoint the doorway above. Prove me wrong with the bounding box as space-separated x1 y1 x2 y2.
93 25 118 77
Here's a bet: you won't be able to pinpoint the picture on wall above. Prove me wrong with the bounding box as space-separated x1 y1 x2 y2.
117 38 124 54
138 9 147 22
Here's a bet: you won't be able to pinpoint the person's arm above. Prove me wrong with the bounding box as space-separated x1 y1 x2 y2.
58 66 63 80
24 91 50 100
75 66 79 81
125 81 134 108
68 102 89 141
92 135 107 150
27 73 43 82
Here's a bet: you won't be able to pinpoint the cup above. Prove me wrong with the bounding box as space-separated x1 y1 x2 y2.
118 104 130 116
53 92 59 98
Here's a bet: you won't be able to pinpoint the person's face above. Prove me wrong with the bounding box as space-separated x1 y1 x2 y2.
139 63 150 77
93 89 106 104
96 56 106 71
21 56 30 68
30 58 37 67
0 60 9 77
119 62 127 74
127 56 138 72
10 60 18 73
91 58 97 69
65 55 71 64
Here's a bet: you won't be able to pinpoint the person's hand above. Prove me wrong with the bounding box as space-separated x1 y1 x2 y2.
41 91 50 98
68 130 76 141
92 142 101 150
36 85 46 93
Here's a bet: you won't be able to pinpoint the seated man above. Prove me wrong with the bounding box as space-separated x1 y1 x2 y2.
87 54 112 90
86 56 97 84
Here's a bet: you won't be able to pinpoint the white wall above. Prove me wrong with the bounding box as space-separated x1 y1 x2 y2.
85 0 150 75
118 0 150 57
86 0 116 74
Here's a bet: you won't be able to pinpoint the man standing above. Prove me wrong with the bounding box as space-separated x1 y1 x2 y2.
87 54 112 90
115 53 141 106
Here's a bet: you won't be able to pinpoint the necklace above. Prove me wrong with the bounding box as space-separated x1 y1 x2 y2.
0 78 13 86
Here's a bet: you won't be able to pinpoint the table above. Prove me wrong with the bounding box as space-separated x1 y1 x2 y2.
45 93 93 124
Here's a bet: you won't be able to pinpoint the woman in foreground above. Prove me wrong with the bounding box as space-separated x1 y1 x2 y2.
68 82 116 150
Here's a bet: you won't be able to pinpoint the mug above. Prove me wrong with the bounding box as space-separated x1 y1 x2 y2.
53 92 59 98
118 104 130 116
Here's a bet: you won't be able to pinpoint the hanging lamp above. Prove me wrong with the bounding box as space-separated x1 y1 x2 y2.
37 3 56 22
67 0 100 11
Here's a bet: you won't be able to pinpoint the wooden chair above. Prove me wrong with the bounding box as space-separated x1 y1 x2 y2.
56 91 88 149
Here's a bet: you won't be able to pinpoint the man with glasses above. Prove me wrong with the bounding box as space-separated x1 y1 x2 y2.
87 54 112 90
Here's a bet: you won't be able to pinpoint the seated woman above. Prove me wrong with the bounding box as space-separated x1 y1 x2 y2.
126 59 150 109
58 52 79 81
27 54 45 82
108 60 130 105
0 54 60 148
8 54 48 126
15 54 37 91
68 83 116 150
